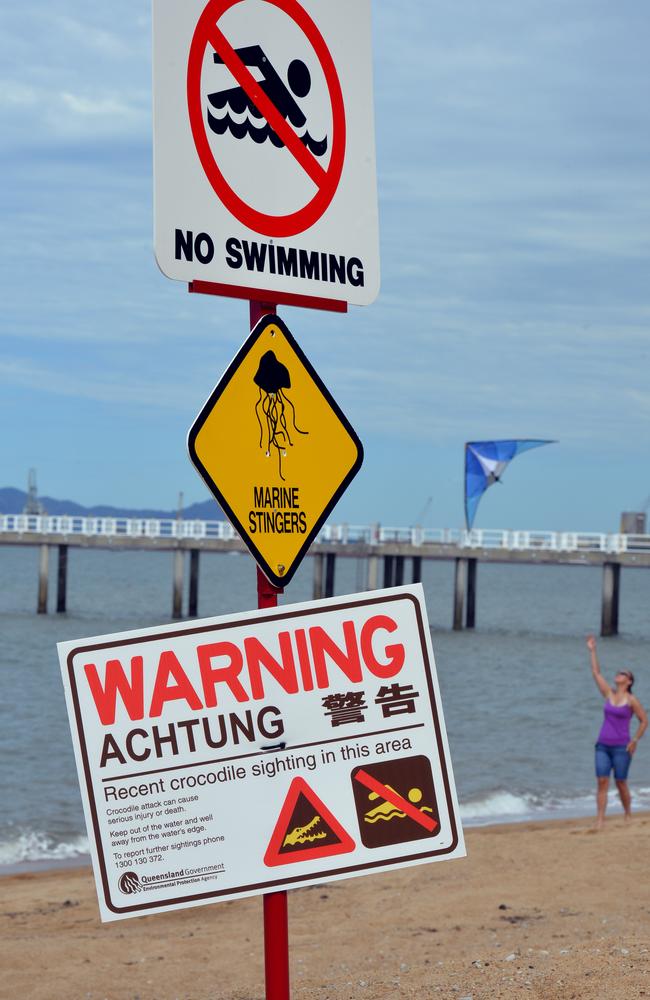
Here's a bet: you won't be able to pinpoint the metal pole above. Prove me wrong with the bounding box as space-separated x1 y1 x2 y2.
251 300 291 1000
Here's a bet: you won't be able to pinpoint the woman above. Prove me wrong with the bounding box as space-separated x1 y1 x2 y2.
587 635 647 829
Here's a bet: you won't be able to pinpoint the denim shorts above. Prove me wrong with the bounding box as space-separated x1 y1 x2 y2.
595 742 631 780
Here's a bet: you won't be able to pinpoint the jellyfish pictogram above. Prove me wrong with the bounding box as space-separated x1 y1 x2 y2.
254 350 308 480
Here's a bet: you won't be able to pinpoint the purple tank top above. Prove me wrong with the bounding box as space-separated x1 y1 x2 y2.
598 700 633 746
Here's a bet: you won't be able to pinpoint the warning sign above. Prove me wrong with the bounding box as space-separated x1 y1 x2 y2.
58 586 465 922
187 313 363 587
264 776 355 865
153 0 379 305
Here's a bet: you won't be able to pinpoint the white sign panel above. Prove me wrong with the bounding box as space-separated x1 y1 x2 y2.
153 0 380 306
58 586 464 922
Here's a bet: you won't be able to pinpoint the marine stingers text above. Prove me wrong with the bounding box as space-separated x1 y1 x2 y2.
248 486 307 535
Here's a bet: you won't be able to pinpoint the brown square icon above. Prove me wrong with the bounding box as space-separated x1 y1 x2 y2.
351 755 440 849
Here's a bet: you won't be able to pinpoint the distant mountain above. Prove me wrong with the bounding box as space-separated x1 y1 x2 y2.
0 488 225 521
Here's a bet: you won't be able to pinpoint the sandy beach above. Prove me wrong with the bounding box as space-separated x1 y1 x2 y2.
2 813 649 1000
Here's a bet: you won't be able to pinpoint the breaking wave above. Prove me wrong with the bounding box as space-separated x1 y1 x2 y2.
460 785 650 826
0 830 89 868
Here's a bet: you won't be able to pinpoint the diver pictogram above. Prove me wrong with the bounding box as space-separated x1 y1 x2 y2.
264 775 355 866
254 350 308 481
351 756 439 849
208 46 327 156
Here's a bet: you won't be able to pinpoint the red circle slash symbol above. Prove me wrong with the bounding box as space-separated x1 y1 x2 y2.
187 0 346 238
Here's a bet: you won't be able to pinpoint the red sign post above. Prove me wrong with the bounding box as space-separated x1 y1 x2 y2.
250 299 290 1000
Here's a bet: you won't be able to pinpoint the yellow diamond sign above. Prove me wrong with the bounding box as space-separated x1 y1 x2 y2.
188 315 363 588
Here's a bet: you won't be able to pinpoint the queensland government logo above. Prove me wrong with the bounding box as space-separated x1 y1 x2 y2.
118 871 141 894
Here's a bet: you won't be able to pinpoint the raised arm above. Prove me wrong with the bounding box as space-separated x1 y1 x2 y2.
586 635 610 698
628 697 648 754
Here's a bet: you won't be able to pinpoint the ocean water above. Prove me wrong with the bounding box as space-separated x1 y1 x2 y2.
1 544 649 871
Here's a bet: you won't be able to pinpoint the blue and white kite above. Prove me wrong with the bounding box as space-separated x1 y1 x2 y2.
464 439 555 530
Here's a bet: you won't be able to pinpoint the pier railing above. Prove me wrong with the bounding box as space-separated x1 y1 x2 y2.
1 514 649 554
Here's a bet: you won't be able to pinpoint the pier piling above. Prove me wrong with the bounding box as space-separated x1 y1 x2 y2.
324 553 336 598
172 549 184 619
56 544 68 614
466 558 477 628
37 544 49 614
383 555 395 588
453 557 467 631
367 555 379 590
312 553 324 599
412 555 422 584
394 555 404 586
188 549 200 618
601 562 621 637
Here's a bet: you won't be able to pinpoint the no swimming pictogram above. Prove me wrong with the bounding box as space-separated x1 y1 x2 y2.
187 0 346 238
351 757 440 850
264 776 355 866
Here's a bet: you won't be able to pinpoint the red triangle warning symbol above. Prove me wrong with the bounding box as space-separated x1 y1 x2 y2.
264 776 356 867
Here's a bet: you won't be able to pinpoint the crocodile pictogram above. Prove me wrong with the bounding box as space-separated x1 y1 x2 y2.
282 813 327 847
264 777 355 866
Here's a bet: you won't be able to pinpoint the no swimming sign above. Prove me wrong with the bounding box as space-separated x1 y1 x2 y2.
58 586 465 922
153 0 380 306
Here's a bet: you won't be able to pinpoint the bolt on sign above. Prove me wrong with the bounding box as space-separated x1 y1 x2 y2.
188 314 362 587
57 586 465 922
152 0 379 306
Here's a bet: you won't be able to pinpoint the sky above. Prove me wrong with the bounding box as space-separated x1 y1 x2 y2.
1 0 649 532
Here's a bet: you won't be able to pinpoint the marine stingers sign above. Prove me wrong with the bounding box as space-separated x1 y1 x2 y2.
152 0 379 305
58 586 465 922
188 315 362 586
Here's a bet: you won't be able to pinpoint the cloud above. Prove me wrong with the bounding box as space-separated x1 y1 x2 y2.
53 14 132 58
0 1 150 147
0 81 148 145
0 358 191 410
60 91 137 119
0 82 39 108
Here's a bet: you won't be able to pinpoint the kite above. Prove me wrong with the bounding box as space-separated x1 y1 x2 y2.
464 439 555 530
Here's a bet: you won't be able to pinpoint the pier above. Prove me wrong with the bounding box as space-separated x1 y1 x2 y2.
2 514 649 635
